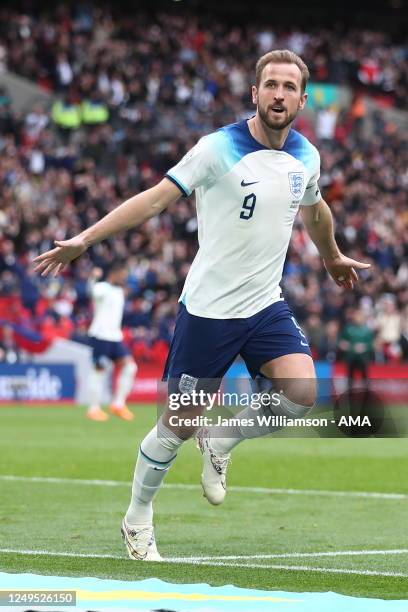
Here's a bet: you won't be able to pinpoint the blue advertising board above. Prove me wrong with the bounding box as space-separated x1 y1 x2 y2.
0 364 76 401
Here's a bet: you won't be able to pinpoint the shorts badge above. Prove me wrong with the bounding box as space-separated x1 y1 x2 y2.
179 373 198 393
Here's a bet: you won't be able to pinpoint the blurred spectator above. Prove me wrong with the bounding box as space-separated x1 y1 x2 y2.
319 320 340 364
0 325 21 363
339 310 374 386
51 92 81 143
315 106 338 142
375 295 403 361
24 104 49 143
401 306 408 361
69 316 90 345
303 314 326 360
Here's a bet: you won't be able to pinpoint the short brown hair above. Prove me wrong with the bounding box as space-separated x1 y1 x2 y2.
255 50 310 93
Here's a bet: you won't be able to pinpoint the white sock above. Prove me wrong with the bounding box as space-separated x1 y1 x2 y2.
210 421 245 455
88 367 105 410
210 392 305 454
125 419 184 526
112 360 137 407
209 377 278 454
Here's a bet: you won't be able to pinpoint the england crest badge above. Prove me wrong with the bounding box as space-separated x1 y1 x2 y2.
288 172 304 199
179 373 198 393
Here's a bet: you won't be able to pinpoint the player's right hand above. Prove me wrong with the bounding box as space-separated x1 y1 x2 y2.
33 236 88 276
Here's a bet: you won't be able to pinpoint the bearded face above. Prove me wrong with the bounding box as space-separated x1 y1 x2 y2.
252 62 307 132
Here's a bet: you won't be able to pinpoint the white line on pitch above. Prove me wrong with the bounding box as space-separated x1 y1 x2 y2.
190 562 408 578
2 548 408 562
1 475 407 500
0 548 407 578
169 549 408 562
0 548 124 560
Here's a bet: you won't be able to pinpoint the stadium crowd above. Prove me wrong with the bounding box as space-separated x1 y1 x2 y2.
0 6 407 366
1 7 408 106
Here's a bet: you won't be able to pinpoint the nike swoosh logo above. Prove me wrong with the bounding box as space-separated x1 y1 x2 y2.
241 180 259 187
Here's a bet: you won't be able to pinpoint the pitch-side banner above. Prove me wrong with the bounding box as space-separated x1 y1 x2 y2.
0 364 76 402
127 364 163 402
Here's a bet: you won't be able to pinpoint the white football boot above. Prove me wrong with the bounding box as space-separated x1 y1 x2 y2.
121 518 162 561
196 428 230 505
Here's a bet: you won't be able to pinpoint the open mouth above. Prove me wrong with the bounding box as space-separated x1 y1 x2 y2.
271 107 285 114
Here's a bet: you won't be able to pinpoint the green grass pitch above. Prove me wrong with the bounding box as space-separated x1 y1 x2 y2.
0 405 407 599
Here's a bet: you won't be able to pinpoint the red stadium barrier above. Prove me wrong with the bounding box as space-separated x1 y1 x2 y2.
127 364 163 403
333 363 408 403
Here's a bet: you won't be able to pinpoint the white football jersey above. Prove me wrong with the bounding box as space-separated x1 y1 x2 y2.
166 120 321 319
88 281 124 341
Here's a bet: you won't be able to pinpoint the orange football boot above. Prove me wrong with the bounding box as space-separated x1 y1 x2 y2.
87 407 109 421
109 404 134 421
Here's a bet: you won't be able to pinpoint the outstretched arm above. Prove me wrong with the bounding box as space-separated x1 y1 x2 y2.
300 199 370 289
33 178 182 276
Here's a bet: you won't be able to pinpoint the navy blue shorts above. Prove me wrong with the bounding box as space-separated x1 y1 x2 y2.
163 300 311 385
89 336 130 367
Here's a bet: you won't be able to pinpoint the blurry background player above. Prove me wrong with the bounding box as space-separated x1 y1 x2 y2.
339 309 374 389
87 262 137 421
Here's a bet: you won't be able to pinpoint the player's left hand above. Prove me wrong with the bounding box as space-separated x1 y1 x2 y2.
323 255 370 289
